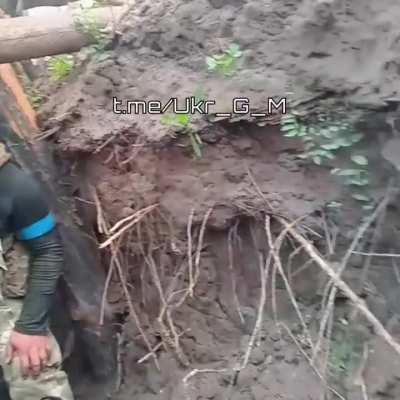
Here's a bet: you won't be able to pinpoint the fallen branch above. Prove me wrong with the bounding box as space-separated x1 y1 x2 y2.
0 5 128 63
99 204 158 249
266 215 315 351
352 251 400 258
312 191 391 363
278 217 400 357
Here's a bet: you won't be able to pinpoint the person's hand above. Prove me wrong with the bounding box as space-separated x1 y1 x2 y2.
6 330 52 378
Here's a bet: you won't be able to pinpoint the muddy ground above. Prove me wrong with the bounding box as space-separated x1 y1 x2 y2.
30 0 400 399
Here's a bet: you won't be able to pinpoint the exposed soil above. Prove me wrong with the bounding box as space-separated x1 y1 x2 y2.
30 0 400 399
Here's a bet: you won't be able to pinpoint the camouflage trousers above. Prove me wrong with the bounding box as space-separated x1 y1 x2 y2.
0 298 74 400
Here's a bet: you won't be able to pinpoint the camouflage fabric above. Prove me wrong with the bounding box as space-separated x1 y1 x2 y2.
0 143 11 168
1 238 28 298
0 238 74 400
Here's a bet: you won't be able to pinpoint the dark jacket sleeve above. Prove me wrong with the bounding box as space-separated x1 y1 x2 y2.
14 230 64 335
1 162 64 335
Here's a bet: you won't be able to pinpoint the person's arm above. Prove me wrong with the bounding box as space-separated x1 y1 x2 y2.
14 230 63 335
5 162 64 335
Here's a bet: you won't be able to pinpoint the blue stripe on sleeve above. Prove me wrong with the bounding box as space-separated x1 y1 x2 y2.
16 213 56 241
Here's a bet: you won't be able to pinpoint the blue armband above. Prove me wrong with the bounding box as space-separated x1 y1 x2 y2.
16 213 56 241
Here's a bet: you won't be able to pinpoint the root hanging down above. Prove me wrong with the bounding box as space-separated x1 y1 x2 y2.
276 216 400 357
92 186 161 370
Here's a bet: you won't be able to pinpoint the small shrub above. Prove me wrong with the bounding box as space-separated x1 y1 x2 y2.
281 112 372 210
161 113 202 159
27 87 44 110
74 1 109 60
206 44 243 76
328 324 363 387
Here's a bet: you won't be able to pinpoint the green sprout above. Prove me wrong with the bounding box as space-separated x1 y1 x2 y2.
48 55 75 81
74 1 109 60
161 112 202 159
206 44 243 76
27 87 44 110
281 112 372 210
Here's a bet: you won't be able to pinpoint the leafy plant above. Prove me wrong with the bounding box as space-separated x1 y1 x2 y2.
281 112 372 210
27 87 44 110
206 44 242 76
161 113 192 130
74 2 109 59
48 55 75 81
161 112 202 159
329 326 358 380
328 322 369 391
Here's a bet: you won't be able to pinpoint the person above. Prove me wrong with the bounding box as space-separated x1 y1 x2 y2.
0 132 74 400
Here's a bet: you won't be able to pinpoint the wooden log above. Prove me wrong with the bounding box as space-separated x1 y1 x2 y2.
0 5 126 64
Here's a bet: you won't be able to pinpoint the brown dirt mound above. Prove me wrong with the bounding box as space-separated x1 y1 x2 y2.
42 0 400 151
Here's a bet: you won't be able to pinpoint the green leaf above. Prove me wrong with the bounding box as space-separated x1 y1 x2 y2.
313 156 322 165
337 169 361 176
281 124 297 132
284 131 298 137
321 129 335 139
362 204 374 211
80 0 95 9
352 193 370 202
338 138 353 147
177 113 191 125
229 43 240 52
347 178 369 186
227 43 242 57
206 57 217 69
351 155 368 166
323 151 335 160
213 54 225 61
321 142 341 150
298 127 308 137
281 115 296 122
